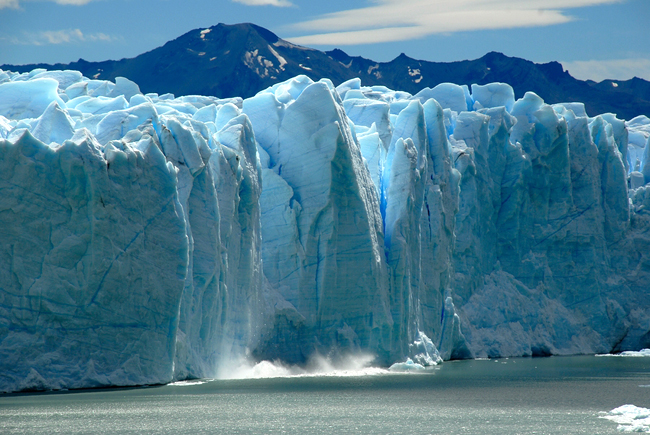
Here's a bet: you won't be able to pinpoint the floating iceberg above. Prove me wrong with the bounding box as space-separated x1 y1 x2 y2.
601 405 650 432
0 68 649 393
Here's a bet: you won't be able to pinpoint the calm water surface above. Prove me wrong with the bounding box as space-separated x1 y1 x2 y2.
1 355 649 434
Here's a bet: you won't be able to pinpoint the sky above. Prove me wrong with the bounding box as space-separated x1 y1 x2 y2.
0 0 649 82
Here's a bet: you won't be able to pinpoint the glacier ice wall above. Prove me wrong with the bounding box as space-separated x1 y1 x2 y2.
0 126 188 391
244 77 393 364
1 68 649 393
0 70 262 391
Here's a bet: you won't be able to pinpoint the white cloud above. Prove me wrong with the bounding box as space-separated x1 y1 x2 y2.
562 58 650 82
0 0 93 9
41 28 85 44
0 0 19 8
12 28 118 45
232 0 293 6
286 0 623 45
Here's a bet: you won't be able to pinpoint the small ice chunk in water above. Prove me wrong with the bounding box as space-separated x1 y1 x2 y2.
388 358 426 372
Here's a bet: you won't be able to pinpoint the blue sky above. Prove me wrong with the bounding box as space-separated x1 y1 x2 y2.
0 0 649 82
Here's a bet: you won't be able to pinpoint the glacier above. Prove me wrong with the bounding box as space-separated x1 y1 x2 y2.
0 68 649 393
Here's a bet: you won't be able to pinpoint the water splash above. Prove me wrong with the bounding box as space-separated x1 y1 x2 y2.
167 379 211 387
216 353 390 380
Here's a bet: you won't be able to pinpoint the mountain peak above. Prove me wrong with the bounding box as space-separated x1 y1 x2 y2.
537 60 565 79
483 51 508 60
195 22 281 44
326 48 351 63
2 22 647 119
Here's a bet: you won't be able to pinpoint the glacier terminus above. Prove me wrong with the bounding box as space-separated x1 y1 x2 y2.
0 66 649 393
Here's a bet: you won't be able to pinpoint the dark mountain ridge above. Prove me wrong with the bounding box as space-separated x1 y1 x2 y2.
3 23 649 120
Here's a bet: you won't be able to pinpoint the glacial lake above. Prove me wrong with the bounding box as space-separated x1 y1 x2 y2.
2 355 649 434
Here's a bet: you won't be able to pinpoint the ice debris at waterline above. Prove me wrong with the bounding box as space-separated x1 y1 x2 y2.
597 349 650 357
0 69 649 394
601 405 650 433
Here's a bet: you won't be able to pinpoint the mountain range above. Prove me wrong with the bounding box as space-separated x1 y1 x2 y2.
2 22 649 120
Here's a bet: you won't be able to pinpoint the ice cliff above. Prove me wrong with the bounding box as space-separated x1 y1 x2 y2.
1 68 649 393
